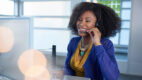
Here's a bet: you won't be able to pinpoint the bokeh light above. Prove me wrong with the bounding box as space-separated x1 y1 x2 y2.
0 27 14 53
24 65 46 77
25 67 50 80
18 50 47 78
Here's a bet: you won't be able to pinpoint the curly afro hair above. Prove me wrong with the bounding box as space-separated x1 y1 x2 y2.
68 2 121 38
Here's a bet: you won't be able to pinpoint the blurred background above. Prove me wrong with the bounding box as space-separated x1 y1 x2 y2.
0 0 142 80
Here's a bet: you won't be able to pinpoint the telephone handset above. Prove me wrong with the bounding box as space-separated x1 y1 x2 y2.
90 21 100 37
95 21 99 28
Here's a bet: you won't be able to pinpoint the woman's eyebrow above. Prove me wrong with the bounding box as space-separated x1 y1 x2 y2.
86 17 96 20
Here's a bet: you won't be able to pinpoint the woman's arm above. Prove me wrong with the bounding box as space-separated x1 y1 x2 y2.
87 27 119 80
95 40 120 80
63 38 75 75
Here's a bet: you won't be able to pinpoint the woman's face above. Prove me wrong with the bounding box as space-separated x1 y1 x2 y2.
76 11 97 37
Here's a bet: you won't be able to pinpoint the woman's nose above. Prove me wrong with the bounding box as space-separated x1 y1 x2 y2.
79 21 85 27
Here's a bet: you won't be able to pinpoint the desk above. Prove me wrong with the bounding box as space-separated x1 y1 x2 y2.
63 75 91 80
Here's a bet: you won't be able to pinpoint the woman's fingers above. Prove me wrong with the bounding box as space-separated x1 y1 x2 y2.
87 27 101 39
87 29 94 38
87 28 97 36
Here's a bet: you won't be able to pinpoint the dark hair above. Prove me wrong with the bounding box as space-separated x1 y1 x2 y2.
68 2 121 38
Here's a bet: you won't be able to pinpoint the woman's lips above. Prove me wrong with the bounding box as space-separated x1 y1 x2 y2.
78 29 87 33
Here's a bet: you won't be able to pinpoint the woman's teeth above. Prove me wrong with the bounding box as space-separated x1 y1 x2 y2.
78 29 87 33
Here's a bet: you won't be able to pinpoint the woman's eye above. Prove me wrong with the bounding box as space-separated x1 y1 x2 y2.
86 20 90 22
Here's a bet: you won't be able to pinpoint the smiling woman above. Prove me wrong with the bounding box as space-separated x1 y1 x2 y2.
63 2 121 80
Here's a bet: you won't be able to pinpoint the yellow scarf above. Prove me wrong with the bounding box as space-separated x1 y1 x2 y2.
70 41 93 77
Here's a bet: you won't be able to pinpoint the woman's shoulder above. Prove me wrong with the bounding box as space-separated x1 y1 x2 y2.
68 36 81 47
70 36 81 42
101 38 112 43
101 38 114 47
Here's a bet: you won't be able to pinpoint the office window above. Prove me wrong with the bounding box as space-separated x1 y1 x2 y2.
120 30 130 45
0 0 14 15
24 1 71 16
97 0 121 16
121 9 131 20
33 30 70 53
34 18 69 28
23 0 71 54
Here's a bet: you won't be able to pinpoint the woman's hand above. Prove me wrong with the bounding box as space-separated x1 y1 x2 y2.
87 27 102 46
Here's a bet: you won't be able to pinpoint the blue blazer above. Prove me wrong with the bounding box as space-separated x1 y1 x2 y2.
63 37 120 80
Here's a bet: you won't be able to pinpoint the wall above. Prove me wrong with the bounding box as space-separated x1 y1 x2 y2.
118 0 142 76
127 0 142 76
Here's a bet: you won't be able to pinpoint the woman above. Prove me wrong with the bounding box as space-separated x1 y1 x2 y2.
63 2 121 80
